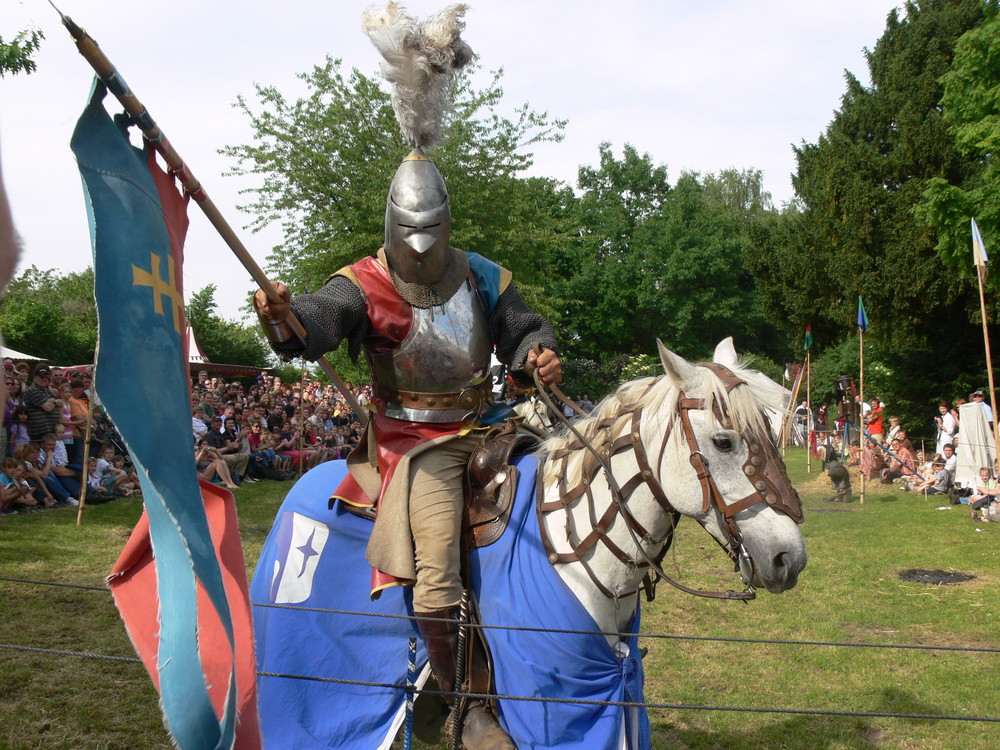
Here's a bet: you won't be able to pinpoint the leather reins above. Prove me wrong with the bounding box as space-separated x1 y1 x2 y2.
530 362 802 604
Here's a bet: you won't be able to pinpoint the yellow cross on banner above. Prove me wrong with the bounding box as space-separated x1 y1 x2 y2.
132 252 184 334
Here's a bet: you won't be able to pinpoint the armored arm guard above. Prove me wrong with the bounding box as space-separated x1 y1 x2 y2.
490 284 559 372
265 275 370 363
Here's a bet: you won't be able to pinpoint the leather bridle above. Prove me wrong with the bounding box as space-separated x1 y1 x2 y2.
533 363 803 604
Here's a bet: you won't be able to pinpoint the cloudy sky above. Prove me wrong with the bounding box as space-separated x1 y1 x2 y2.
2 0 904 318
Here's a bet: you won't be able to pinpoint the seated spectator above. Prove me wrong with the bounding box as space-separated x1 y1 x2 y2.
880 438 916 483
111 454 141 496
1 456 40 512
860 441 885 480
204 416 251 485
304 422 334 465
14 443 57 508
94 444 133 496
39 432 89 504
31 437 78 507
192 407 209 441
86 457 117 503
941 443 957 474
922 459 954 496
277 421 320 472
195 439 240 490
901 450 934 492
966 467 997 515
245 419 283 479
268 425 295 472
847 440 861 467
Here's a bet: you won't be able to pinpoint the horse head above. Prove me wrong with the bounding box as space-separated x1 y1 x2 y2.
655 338 806 595
538 338 807 638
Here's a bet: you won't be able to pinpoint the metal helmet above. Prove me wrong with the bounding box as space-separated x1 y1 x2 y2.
384 148 452 285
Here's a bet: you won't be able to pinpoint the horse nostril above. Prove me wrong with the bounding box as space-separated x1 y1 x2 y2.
773 551 788 570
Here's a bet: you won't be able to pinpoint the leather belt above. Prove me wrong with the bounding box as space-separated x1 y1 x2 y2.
374 380 492 412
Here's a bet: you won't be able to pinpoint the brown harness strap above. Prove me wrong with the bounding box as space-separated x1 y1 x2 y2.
534 363 803 604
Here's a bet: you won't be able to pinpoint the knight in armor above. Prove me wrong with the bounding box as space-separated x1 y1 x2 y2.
253 10 559 747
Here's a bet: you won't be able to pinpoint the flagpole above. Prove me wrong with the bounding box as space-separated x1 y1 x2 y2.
299 363 307 477
781 369 787 456
975 263 1000 467
859 327 865 505
53 7 366 424
75 391 96 524
806 350 812 474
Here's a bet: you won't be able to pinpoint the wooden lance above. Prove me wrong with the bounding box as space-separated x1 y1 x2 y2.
52 4 367 424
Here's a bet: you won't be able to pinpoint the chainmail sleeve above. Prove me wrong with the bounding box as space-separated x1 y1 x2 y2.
490 283 559 371
270 275 370 363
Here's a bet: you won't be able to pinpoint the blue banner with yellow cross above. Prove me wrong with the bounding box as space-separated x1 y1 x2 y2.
71 80 240 750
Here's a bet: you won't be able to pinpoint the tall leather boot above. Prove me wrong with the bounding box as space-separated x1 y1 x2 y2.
416 608 516 750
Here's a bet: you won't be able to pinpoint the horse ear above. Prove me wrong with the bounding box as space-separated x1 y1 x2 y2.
713 337 738 368
657 339 698 389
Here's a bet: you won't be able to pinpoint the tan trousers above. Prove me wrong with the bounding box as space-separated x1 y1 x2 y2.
408 431 482 611
222 452 250 479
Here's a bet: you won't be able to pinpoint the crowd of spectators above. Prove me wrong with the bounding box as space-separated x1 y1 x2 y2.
187 369 369 487
811 390 1000 522
2 360 101 513
1 356 372 515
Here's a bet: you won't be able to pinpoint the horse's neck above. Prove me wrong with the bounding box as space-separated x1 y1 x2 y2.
540 423 675 646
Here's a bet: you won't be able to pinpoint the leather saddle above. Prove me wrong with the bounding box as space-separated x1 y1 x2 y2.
339 419 539 550
463 420 539 549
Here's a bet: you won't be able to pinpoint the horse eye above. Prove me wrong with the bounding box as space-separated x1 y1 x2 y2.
712 435 734 453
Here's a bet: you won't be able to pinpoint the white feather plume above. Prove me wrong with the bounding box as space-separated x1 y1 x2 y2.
362 2 474 149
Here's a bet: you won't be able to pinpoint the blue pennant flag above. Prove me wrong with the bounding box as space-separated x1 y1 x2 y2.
857 296 869 333
71 80 244 750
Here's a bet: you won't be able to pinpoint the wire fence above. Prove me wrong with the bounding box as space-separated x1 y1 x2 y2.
1 575 998 727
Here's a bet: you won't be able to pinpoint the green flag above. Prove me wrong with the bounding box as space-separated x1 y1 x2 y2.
803 324 813 351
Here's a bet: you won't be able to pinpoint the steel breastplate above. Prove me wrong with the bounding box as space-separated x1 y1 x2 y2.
369 277 492 423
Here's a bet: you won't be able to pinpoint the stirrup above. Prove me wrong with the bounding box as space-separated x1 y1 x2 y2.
449 700 515 750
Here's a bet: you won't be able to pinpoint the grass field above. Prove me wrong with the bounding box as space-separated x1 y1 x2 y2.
1 448 997 749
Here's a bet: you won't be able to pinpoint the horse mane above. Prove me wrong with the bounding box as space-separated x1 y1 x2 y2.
539 358 783 488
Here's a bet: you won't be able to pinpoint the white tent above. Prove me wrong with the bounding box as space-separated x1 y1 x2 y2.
1 345 45 362
187 326 210 366
956 402 994 489
185 326 272 378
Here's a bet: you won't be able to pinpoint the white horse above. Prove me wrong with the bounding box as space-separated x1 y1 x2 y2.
539 338 805 647
250 339 807 749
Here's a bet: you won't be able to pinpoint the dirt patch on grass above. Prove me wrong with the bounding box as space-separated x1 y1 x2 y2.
899 568 975 585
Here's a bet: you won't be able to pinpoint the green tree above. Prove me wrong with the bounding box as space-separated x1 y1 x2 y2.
555 143 672 362
559 145 782 367
746 0 997 432
0 266 97 363
752 0 991 351
920 9 1000 278
0 27 43 77
186 285 271 367
223 59 566 296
